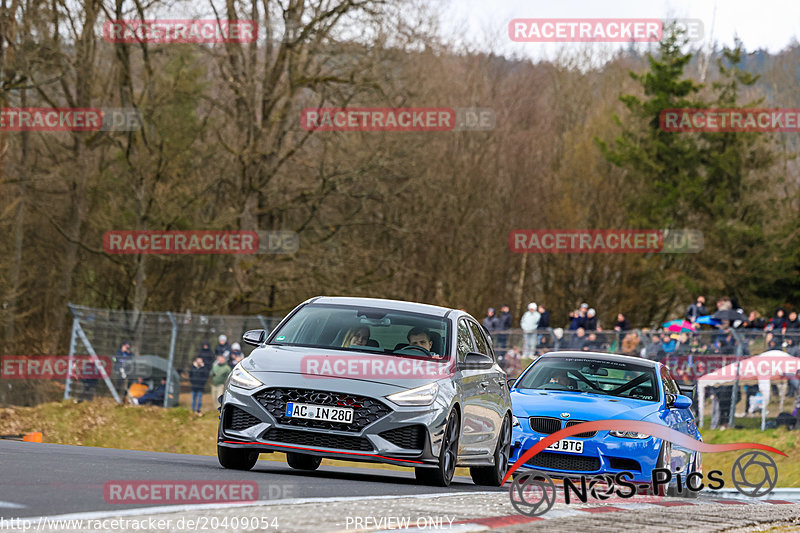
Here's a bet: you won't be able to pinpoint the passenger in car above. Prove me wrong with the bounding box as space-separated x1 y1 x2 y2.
342 326 371 347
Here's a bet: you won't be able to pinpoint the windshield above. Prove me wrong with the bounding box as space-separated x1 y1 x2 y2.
515 356 659 402
269 303 450 360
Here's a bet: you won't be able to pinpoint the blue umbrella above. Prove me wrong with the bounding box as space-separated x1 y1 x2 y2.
696 315 721 326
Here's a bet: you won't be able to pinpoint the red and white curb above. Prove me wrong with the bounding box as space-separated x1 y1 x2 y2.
375 498 798 532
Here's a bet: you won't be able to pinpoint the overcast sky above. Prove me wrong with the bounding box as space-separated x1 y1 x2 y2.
438 0 800 59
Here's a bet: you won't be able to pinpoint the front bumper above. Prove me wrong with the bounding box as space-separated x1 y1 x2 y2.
510 419 661 483
217 377 450 468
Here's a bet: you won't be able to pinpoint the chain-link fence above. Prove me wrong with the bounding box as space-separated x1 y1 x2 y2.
0 304 282 408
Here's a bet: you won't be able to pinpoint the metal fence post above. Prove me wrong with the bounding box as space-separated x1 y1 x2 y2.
729 329 744 428
64 316 80 401
164 312 178 408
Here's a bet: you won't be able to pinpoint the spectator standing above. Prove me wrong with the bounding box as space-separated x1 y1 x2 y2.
744 311 766 330
197 341 214 367
496 304 513 349
644 334 662 360
214 334 231 358
538 305 550 328
614 313 630 332
210 354 232 408
569 328 587 350
227 342 244 369
113 341 135 397
520 303 540 356
786 311 800 330
584 308 598 331
686 296 708 323
188 356 209 415
768 309 787 332
482 308 500 333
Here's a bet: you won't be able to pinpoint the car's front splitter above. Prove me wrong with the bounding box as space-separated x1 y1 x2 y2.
218 438 436 468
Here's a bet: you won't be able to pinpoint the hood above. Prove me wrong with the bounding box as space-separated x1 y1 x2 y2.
242 344 452 392
510 388 659 421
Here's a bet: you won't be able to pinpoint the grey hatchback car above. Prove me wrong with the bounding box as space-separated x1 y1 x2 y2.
217 296 512 486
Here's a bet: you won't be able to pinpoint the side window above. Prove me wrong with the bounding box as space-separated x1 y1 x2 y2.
467 321 490 357
457 320 474 363
661 367 679 396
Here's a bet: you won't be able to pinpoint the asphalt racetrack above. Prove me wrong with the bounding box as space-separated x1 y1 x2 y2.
1 440 799 532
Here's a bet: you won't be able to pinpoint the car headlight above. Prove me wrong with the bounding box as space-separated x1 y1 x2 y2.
512 415 521 427
228 365 263 390
609 430 650 439
386 382 439 406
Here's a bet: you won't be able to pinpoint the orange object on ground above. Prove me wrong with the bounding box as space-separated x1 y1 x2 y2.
22 432 42 443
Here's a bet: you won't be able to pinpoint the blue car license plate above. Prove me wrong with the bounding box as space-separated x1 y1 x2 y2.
546 439 583 453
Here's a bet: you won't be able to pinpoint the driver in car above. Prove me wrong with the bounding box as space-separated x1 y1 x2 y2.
407 327 443 359
549 369 577 389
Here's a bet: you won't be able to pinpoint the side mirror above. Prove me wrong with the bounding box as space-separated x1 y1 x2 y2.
242 329 266 347
459 352 493 370
668 394 692 409
507 378 517 388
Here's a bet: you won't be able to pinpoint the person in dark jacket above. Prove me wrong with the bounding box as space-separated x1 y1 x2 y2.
197 341 214 367
686 296 707 323
113 341 135 397
214 334 231 357
538 305 550 328
496 304 513 349
482 308 500 332
188 356 209 414
584 308 598 331
768 309 787 331
614 313 631 332
137 378 167 406
227 342 244 369
786 311 800 330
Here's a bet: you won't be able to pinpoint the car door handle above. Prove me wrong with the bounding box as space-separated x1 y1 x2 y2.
480 381 489 389
497 379 506 387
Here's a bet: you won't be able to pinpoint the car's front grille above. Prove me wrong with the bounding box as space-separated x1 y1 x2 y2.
255 388 391 432
566 420 598 438
379 425 426 449
226 406 263 431
526 451 601 472
529 417 562 434
261 427 373 452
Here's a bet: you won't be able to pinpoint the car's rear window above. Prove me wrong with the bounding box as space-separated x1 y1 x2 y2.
269 303 450 359
515 357 659 402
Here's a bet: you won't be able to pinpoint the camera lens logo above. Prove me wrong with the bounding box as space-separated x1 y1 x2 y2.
732 451 778 497
509 471 557 516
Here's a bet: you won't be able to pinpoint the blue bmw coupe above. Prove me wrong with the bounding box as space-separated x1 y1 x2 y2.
509 351 701 490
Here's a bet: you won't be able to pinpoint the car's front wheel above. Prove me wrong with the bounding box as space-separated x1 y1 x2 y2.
217 445 258 470
415 410 460 487
286 453 322 471
470 414 511 486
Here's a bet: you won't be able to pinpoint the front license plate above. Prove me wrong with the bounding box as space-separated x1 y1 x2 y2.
546 439 583 454
285 402 354 424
